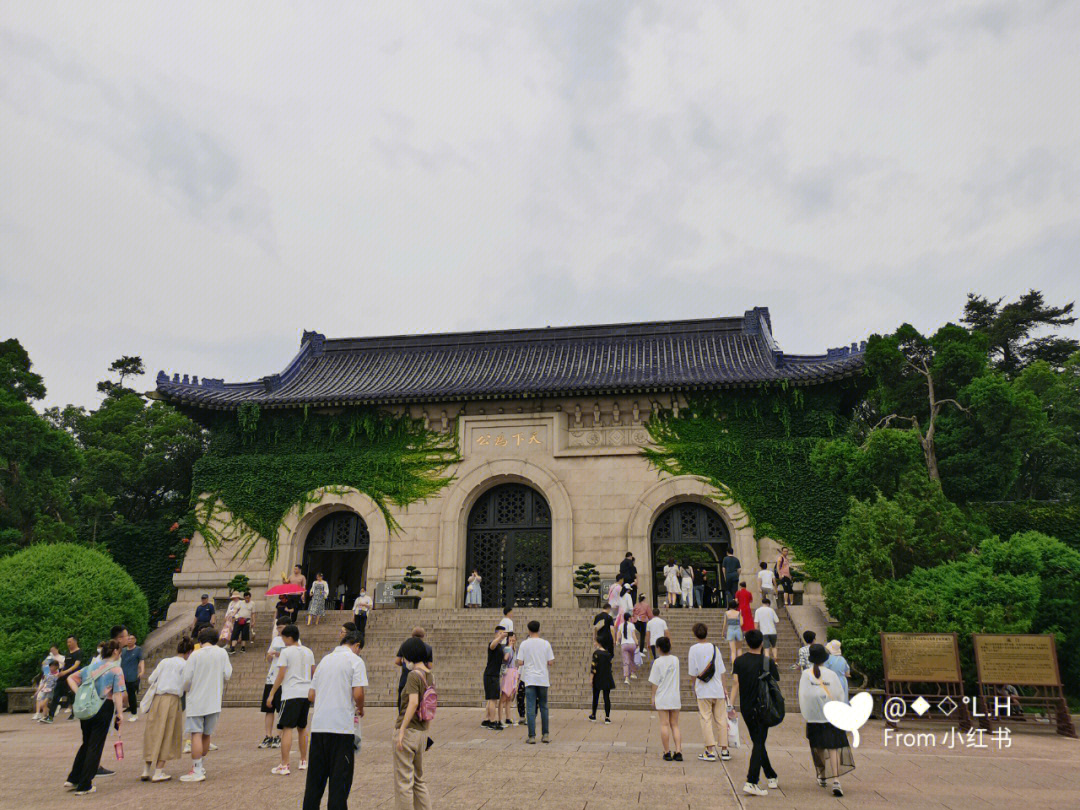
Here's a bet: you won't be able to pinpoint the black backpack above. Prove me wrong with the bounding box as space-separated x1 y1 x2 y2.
754 657 785 727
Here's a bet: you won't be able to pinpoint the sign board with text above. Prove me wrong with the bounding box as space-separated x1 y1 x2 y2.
972 634 1062 687
373 580 398 606
881 633 964 683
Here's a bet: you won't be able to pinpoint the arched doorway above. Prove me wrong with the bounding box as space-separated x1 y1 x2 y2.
301 511 370 609
465 483 552 608
650 502 730 608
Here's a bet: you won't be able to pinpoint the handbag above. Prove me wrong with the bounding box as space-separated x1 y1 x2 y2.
139 682 158 715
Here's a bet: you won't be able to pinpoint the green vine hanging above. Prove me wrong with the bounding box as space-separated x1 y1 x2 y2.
644 381 862 560
191 406 459 562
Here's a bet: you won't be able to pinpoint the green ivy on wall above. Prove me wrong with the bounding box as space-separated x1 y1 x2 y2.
644 382 862 560
190 407 459 562
967 501 1080 552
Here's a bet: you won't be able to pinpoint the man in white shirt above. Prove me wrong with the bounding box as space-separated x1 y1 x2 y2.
180 627 233 782
756 562 777 604
229 591 255 654
645 614 670 658
498 606 514 634
754 599 781 661
515 620 554 744
302 631 367 810
351 589 373 637
687 622 731 762
260 616 290 749
267 625 315 775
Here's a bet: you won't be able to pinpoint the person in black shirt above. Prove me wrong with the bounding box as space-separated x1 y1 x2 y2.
722 548 741 608
728 629 781 797
482 627 508 729
47 636 83 722
592 604 615 652
619 553 638 603
588 632 615 723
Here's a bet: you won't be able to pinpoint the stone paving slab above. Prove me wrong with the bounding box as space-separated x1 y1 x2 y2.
1 707 1077 809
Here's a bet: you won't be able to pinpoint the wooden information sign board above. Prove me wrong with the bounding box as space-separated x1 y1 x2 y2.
972 634 1075 738
880 632 971 730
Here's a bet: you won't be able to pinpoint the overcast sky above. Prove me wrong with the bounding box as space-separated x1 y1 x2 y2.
3 2 1078 409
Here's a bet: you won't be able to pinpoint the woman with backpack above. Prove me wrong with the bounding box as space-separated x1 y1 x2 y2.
394 636 435 810
799 644 854 797
63 639 127 795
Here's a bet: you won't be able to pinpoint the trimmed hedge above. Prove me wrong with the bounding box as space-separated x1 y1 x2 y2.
0 543 148 702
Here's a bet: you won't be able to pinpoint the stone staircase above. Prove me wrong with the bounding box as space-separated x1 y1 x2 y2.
142 605 801 710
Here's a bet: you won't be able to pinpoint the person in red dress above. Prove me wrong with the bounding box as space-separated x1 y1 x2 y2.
735 582 755 632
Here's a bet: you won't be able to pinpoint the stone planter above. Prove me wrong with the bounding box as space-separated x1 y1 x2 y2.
574 592 601 609
394 594 421 610
5 686 35 713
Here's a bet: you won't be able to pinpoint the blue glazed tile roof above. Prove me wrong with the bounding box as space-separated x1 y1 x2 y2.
154 308 865 409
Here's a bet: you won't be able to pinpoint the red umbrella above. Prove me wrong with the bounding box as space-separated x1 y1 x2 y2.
266 583 305 596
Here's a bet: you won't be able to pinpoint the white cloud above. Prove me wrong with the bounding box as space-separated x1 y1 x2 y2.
1 0 1077 408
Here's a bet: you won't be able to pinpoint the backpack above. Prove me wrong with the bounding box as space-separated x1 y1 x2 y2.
72 661 117 720
753 657 785 727
416 672 438 722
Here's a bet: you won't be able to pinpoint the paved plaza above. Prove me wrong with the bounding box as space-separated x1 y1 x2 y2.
2 707 1077 809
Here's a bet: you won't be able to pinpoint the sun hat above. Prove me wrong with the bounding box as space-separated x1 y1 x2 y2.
825 639 842 656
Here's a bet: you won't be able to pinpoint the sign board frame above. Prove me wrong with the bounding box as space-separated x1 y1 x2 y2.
971 633 1076 738
880 632 972 730
373 580 399 608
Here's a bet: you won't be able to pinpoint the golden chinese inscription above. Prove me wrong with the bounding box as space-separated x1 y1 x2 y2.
973 635 1060 687
472 428 544 450
881 633 962 683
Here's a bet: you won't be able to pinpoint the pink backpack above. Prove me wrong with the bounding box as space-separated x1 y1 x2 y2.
416 673 438 722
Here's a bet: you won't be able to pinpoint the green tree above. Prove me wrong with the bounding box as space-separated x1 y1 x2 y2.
0 340 81 553
1009 355 1080 500
97 355 146 397
962 290 1078 376
864 323 987 482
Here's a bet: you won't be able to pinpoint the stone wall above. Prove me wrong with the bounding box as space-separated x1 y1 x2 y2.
168 396 766 619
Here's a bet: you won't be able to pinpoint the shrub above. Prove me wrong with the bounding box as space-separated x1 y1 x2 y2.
0 543 148 701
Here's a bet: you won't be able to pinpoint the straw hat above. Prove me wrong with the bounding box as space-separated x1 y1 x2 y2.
229 592 242 600
825 639 842 656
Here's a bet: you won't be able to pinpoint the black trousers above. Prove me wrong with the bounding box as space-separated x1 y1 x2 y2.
590 686 611 718
49 678 71 719
354 611 368 637
634 621 648 652
746 720 777 785
127 679 140 714
302 732 355 810
516 685 526 719
67 700 114 791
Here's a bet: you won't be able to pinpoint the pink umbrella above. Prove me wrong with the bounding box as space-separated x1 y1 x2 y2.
266 583 305 596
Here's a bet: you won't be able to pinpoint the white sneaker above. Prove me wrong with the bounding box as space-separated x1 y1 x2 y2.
208 743 219 751
298 760 308 770
128 714 138 722
271 764 290 776
767 778 779 789
183 740 192 753
743 782 768 796
624 678 630 684
179 770 205 783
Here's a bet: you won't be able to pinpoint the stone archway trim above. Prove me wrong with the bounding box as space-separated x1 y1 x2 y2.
273 488 390 589
436 458 574 609
624 476 760 600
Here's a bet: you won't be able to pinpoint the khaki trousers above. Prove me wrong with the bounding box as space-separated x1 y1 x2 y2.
697 696 729 750
393 726 431 810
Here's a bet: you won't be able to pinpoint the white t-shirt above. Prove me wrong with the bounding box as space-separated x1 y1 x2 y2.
515 637 554 687
235 601 254 621
310 646 368 735
618 621 636 646
278 643 315 701
645 617 669 647
265 635 286 685
498 617 514 634
757 569 776 591
755 606 779 635
352 594 373 614
182 644 232 717
687 642 727 700
149 656 187 697
648 654 681 710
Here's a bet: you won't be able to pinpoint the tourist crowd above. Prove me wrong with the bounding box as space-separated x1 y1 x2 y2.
33 548 852 802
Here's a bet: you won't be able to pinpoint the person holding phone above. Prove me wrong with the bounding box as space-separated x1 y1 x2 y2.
64 639 126 795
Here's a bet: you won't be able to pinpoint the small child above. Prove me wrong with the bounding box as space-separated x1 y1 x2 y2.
34 660 60 720
794 630 816 671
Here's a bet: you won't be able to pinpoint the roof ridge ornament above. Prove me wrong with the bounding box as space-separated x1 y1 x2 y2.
302 330 326 357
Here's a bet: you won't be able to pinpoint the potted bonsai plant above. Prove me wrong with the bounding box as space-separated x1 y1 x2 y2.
573 562 601 609
392 565 424 609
